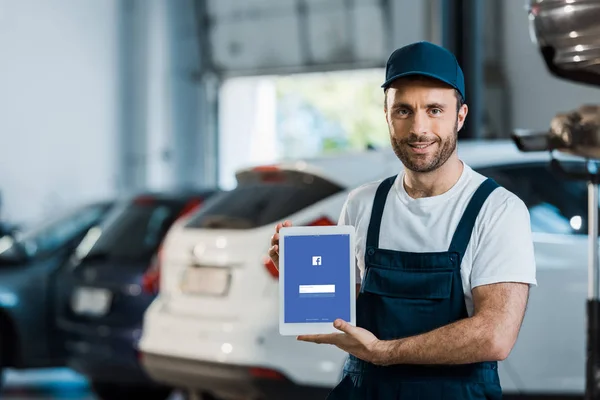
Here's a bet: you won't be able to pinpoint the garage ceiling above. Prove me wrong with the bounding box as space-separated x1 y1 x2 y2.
201 0 426 76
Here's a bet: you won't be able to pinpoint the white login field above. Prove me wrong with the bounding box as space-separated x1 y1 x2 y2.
299 284 336 294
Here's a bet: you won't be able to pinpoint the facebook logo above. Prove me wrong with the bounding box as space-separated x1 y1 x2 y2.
312 256 322 266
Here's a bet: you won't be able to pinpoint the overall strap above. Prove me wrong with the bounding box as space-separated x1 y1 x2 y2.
448 178 500 260
366 175 397 250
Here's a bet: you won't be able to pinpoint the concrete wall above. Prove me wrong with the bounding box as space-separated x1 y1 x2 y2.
0 0 119 224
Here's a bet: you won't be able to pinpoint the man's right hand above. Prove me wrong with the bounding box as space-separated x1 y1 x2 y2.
268 220 293 270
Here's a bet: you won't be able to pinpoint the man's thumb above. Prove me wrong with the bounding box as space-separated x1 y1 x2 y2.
334 319 354 334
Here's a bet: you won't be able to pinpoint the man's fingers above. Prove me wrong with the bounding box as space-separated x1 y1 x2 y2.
268 245 279 258
268 245 279 267
269 221 292 267
297 334 320 343
274 221 292 238
271 233 279 247
333 319 355 335
277 220 292 233
297 334 339 344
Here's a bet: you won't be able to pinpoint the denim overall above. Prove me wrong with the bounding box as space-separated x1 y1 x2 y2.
327 175 503 399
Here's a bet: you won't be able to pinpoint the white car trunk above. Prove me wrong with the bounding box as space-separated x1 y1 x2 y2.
156 168 353 329
159 225 278 324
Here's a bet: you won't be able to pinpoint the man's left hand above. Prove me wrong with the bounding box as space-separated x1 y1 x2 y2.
297 319 385 365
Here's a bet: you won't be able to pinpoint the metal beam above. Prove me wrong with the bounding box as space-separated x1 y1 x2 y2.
164 0 220 190
195 0 220 188
442 0 484 140
117 0 148 193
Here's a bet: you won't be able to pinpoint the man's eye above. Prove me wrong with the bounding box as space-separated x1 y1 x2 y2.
397 109 410 115
430 108 442 115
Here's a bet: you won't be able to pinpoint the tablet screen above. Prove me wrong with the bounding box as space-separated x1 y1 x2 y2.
283 234 351 323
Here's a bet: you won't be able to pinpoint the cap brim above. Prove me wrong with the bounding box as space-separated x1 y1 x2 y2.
381 71 458 93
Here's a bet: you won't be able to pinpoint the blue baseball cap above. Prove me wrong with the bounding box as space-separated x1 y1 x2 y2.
381 41 466 101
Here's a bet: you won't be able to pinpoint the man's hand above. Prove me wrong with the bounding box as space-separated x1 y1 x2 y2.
268 220 292 270
297 282 530 366
297 319 384 365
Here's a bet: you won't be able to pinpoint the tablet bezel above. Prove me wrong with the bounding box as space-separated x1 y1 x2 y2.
278 224 356 336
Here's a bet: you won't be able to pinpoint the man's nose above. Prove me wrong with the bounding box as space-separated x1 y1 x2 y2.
410 111 429 134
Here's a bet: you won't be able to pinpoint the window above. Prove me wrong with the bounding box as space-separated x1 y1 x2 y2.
82 200 183 261
478 163 590 235
186 170 343 230
219 70 388 189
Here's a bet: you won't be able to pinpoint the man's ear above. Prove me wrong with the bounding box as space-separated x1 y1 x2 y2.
457 104 468 132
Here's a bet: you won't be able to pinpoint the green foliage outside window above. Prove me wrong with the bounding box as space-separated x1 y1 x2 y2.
274 69 389 158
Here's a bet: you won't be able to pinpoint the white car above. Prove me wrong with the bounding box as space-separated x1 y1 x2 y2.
138 140 590 399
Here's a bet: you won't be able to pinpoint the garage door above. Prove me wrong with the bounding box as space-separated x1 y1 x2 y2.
202 0 426 76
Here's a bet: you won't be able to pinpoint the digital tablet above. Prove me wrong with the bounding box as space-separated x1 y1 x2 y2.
278 225 356 336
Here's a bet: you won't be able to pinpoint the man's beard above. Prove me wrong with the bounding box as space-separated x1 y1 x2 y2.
390 120 458 173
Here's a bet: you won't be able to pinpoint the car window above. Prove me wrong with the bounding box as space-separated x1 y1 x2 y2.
82 199 185 260
1 204 110 260
477 163 588 235
185 169 343 229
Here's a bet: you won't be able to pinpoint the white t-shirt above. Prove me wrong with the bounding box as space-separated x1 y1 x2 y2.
338 162 537 317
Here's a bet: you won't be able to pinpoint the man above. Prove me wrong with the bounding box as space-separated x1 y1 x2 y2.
268 41 536 399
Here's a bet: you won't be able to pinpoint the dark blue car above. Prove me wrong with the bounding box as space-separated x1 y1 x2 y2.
56 190 217 400
0 201 114 393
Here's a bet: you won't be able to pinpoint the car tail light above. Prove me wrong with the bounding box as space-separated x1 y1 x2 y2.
140 199 205 295
262 216 335 280
176 198 204 220
142 245 163 295
252 165 279 172
263 256 279 279
248 367 286 381
307 216 335 226
252 165 286 183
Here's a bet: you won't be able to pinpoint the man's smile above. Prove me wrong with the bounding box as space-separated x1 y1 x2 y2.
407 141 436 153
